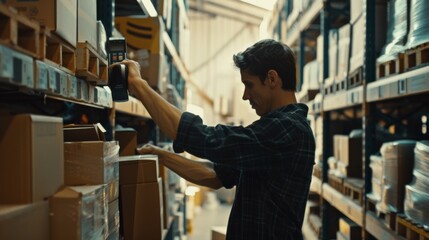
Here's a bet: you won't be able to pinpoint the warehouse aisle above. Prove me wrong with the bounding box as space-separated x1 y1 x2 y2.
188 203 232 240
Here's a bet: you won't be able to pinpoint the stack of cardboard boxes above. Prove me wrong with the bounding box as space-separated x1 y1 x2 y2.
0 114 64 239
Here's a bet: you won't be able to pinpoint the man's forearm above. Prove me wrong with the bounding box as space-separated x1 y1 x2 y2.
132 78 182 140
159 151 223 189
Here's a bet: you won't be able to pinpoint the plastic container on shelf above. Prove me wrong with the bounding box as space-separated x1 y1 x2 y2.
406 0 429 49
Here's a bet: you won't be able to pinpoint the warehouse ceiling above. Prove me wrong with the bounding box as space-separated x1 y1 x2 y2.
188 0 270 26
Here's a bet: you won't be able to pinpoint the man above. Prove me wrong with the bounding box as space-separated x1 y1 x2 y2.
120 39 315 239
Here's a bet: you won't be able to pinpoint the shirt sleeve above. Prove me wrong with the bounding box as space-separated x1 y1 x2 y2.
213 164 238 189
173 111 299 171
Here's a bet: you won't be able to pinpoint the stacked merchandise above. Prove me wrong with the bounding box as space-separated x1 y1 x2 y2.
376 140 416 214
404 141 429 229
377 0 408 63
59 124 120 239
367 155 383 203
299 60 319 102
0 114 64 240
406 0 429 49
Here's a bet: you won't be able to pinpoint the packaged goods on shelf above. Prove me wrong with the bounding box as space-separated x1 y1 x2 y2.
406 0 429 49
377 140 416 213
7 0 77 47
0 201 49 240
316 35 324 85
336 23 351 90
350 15 365 74
350 0 363 23
338 217 361 240
377 0 407 63
328 28 339 80
332 131 363 178
108 199 120 237
34 60 48 90
50 185 108 240
115 128 137 156
368 155 383 201
0 114 63 204
404 141 429 228
97 20 107 58
299 60 319 102
0 44 34 88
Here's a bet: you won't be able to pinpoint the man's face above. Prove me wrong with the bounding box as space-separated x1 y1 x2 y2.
240 70 272 116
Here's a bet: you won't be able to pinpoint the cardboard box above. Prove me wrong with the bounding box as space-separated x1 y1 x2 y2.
0 114 63 204
50 185 108 240
119 155 159 184
115 16 164 53
34 60 49 90
0 201 49 240
64 123 106 142
115 128 137 156
8 0 77 46
64 141 119 201
77 0 97 48
350 15 365 73
211 226 227 240
120 178 164 240
334 135 362 178
339 217 361 239
129 49 167 90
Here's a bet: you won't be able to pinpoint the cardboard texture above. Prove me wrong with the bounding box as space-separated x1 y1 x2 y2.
120 178 164 240
63 123 106 142
0 114 64 204
77 0 97 48
114 16 164 53
115 128 137 156
211 226 227 240
7 0 77 46
333 134 363 178
119 155 159 184
0 201 49 240
50 185 107 240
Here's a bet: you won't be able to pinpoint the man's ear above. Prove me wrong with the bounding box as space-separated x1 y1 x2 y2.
267 70 280 88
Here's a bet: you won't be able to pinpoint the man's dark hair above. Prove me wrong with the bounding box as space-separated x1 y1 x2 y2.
233 39 297 91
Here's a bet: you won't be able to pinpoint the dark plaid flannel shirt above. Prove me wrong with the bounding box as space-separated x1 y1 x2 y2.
173 103 315 240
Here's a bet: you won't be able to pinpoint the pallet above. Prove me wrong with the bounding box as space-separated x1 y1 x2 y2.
376 53 405 79
396 214 429 240
404 42 429 72
342 178 364 206
323 78 336 96
75 42 108 85
366 198 398 232
348 66 363 89
0 4 39 58
335 78 347 93
328 173 344 193
39 27 76 75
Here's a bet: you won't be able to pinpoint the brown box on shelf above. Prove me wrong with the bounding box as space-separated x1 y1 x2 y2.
335 135 363 178
7 0 77 47
128 49 168 90
0 114 63 204
115 128 137 156
211 226 227 240
120 178 164 240
49 185 108 240
0 201 49 240
114 16 164 54
119 155 159 184
339 217 361 240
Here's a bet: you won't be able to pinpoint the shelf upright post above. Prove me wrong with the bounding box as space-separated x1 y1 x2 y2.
97 0 114 38
362 0 376 238
321 0 332 239
298 31 306 92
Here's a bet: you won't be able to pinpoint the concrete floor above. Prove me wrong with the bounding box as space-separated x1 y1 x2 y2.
187 203 232 240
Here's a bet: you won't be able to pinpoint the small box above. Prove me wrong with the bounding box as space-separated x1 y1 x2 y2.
46 65 62 94
0 45 34 88
50 185 108 240
120 178 164 240
64 123 106 142
8 0 77 47
0 201 50 240
34 60 49 90
68 74 78 99
119 155 159 184
115 128 137 156
0 114 64 204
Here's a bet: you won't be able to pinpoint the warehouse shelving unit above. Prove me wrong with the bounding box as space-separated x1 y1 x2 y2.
268 0 429 239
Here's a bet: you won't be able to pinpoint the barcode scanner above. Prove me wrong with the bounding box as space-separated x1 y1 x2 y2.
108 37 129 102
